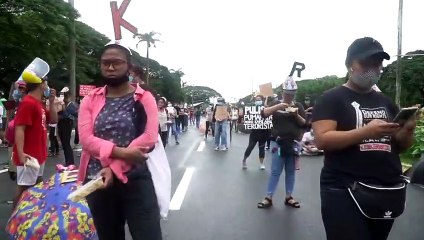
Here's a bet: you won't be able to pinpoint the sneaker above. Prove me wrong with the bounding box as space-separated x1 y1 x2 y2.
214 147 220 151
242 162 248 169
260 164 266 170
221 147 228 151
176 141 180 145
265 146 270 151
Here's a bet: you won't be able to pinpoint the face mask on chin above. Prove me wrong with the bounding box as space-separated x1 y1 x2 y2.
102 75 129 87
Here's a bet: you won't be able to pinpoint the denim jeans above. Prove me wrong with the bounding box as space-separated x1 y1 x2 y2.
214 121 228 147
167 122 179 142
267 141 296 197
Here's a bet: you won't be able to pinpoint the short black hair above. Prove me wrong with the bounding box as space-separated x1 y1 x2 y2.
132 65 145 78
63 91 72 99
25 83 41 94
101 44 131 63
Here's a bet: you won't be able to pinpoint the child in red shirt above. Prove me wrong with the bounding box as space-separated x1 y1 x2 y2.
13 80 58 209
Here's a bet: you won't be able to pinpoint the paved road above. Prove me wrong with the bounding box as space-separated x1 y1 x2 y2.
1 126 423 239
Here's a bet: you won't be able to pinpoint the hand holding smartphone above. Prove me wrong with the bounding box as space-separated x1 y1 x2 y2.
393 107 419 123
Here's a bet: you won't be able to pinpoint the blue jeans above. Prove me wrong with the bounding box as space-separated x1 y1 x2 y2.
267 141 296 197
195 116 201 129
214 121 228 147
167 122 179 142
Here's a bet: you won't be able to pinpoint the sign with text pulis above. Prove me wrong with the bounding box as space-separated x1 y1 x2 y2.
243 106 273 130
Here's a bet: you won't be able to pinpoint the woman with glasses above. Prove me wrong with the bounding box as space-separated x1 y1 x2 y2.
78 42 162 240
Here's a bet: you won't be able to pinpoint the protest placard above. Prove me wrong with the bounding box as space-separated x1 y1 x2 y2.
259 83 274 97
215 105 229 120
79 85 96 97
243 106 273 130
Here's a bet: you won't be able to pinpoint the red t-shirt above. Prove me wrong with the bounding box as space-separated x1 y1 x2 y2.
13 95 49 166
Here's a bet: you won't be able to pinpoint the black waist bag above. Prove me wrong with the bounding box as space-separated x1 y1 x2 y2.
276 138 296 156
348 181 407 220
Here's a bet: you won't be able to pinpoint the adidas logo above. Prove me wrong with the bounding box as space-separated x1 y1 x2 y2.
384 211 392 218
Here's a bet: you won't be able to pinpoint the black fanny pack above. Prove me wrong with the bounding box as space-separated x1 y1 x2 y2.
348 181 407 220
275 138 297 156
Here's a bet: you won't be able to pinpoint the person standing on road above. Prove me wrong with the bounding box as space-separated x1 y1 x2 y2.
158 97 169 148
13 76 58 209
257 76 305 209
313 37 416 240
77 42 162 240
195 107 202 129
213 98 229 151
242 95 270 170
167 102 180 145
205 104 214 140
57 91 78 166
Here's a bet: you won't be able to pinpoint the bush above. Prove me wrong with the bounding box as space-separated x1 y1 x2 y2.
404 111 424 161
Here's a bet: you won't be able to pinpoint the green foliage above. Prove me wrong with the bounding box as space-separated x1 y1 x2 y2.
379 51 424 107
183 86 222 104
239 75 344 105
0 0 183 101
404 114 424 161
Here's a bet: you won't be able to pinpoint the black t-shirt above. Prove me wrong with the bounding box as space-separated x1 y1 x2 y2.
312 86 402 186
267 100 306 140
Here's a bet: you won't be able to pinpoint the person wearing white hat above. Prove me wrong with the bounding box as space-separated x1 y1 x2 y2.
12 58 58 209
257 76 306 209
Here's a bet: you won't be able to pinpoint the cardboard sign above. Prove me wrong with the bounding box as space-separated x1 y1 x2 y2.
259 83 274 97
243 106 273 130
79 85 96 97
215 105 229 120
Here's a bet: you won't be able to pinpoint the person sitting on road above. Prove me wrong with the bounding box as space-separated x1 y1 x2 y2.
301 130 321 155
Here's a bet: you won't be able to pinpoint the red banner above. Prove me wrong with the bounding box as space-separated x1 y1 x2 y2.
79 85 96 97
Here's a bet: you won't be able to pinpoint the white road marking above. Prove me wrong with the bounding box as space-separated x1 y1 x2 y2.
169 167 195 211
0 169 8 174
196 141 206 152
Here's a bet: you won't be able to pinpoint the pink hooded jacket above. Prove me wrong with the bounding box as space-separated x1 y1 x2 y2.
77 85 158 183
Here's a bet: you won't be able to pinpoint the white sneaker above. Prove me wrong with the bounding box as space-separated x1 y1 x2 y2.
214 147 220 151
260 164 266 170
222 147 228 151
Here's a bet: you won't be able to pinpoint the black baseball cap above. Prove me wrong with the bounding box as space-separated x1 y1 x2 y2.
345 37 390 67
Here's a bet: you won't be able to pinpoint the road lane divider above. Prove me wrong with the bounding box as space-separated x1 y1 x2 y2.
169 167 195 211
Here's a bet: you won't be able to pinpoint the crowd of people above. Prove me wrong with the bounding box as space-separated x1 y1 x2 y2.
1 37 421 240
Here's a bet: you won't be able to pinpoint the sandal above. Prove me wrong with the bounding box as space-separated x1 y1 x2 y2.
257 197 273 209
284 197 301 208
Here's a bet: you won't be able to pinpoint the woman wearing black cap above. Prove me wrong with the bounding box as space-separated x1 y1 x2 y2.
78 42 162 240
312 37 416 240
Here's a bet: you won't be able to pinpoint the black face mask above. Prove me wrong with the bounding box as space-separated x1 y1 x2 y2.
102 75 129 87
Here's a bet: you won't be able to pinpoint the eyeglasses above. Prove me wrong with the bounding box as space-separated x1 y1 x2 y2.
100 59 127 68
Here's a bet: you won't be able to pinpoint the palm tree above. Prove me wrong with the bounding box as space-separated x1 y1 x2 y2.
133 31 161 85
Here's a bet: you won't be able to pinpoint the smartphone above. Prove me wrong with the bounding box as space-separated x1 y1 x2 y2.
393 107 419 123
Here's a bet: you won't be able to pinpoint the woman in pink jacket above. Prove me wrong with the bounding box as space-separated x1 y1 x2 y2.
78 43 161 240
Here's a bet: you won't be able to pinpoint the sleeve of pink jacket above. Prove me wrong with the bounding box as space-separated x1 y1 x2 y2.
78 94 115 167
128 90 158 149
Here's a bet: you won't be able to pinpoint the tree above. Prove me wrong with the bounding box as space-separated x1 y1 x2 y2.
0 1 183 102
182 86 222 105
133 31 161 85
379 50 424 107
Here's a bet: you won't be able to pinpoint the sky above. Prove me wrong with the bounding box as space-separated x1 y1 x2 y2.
73 0 424 101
